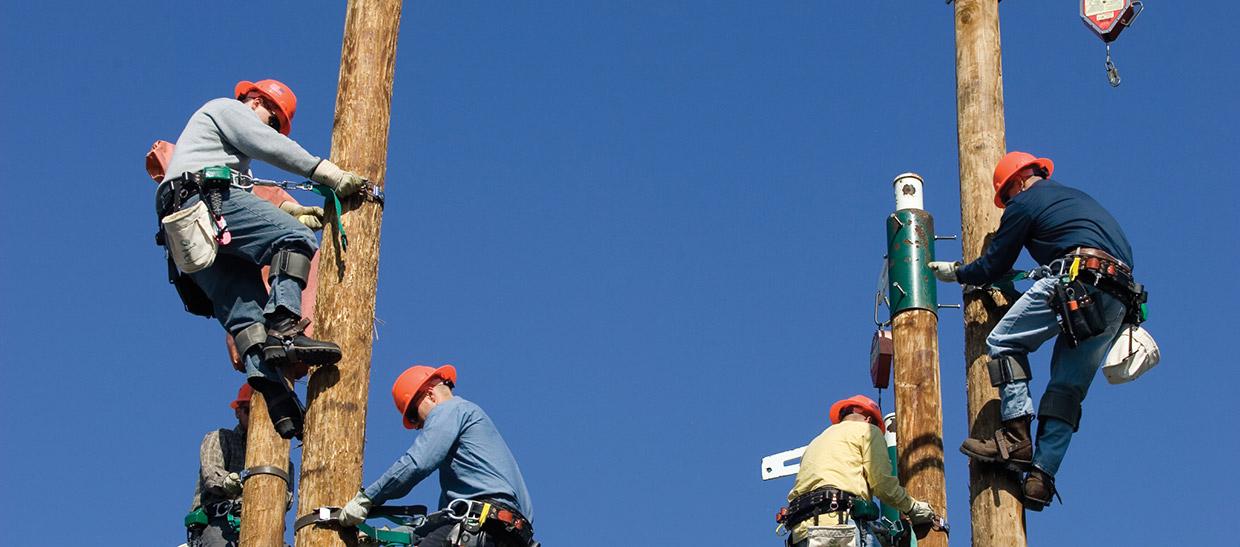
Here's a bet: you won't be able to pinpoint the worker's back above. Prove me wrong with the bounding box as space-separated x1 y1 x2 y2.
789 421 881 503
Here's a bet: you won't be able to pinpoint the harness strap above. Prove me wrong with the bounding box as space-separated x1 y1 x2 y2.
241 465 290 485
234 323 268 357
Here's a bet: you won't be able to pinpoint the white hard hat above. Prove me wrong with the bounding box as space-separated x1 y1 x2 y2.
1102 326 1160 385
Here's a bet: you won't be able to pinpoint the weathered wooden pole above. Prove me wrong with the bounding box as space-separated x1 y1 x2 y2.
953 1 1028 545
239 389 292 546
295 0 401 545
885 173 948 547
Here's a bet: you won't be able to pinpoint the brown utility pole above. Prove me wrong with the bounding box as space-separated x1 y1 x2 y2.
953 1 1027 545
295 0 402 546
886 174 947 547
240 389 292 546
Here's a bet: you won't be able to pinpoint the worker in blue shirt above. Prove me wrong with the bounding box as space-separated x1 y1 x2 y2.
338 365 535 546
928 151 1142 511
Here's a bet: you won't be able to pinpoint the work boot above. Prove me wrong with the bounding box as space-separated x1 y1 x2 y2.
960 415 1033 472
249 377 306 440
262 313 342 368
1022 468 1059 511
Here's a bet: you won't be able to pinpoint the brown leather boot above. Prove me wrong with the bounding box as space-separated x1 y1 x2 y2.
960 415 1033 471
1023 467 1058 511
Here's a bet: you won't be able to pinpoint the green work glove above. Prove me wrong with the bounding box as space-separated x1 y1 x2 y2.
928 261 960 283
280 202 325 231
311 160 364 198
223 472 243 497
907 500 936 525
338 492 373 527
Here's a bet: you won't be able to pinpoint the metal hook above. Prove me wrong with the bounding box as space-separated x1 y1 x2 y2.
1105 44 1121 87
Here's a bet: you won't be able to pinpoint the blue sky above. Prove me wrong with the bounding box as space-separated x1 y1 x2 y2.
2 2 1237 546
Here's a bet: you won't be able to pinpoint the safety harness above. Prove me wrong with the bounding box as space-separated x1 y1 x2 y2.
185 499 242 539
1044 247 1148 348
296 498 536 547
776 486 859 529
435 498 537 547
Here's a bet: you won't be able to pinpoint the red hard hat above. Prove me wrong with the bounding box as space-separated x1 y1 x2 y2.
829 394 885 433
235 79 298 136
392 365 457 429
992 151 1053 209
230 384 254 410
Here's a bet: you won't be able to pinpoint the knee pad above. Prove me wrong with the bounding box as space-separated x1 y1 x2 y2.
234 322 268 357
1038 388 1083 432
268 249 312 285
987 355 1032 387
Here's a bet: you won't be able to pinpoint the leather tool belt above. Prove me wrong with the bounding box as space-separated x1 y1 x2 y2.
776 486 857 529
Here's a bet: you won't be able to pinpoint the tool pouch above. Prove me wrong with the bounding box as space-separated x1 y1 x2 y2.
1052 279 1108 348
848 499 880 522
162 200 219 273
801 524 860 547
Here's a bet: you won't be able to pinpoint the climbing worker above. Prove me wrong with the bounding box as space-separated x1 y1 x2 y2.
780 395 938 547
155 79 365 439
337 365 536 547
186 384 251 547
928 151 1145 510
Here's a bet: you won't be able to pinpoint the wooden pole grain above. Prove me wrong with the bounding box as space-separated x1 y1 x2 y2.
295 1 402 545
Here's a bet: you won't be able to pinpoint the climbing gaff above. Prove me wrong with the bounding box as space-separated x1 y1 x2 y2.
1081 0 1144 87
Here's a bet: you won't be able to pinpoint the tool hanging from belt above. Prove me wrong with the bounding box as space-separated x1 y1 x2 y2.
186 499 242 533
441 498 538 547
1044 247 1149 347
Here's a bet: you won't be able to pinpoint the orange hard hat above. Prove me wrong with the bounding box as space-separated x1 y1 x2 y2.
234 79 298 136
992 151 1053 209
230 384 254 409
829 394 885 433
392 365 457 429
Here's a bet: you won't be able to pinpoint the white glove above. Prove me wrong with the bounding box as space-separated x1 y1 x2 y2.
311 160 364 198
280 202 325 230
907 500 936 525
223 472 244 497
928 261 960 283
338 492 373 527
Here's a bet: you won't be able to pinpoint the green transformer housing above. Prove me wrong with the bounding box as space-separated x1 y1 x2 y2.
886 208 938 318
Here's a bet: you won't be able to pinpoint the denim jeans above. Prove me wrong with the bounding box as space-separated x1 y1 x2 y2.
185 188 318 383
985 276 1126 476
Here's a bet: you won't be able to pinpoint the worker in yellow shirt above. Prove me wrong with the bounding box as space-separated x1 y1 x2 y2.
781 395 937 547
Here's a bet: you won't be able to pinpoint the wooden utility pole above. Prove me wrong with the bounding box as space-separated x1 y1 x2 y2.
953 1 1027 545
240 390 292 546
886 174 948 547
295 0 402 546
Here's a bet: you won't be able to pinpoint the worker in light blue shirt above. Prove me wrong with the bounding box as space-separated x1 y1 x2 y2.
339 365 535 546
928 151 1142 512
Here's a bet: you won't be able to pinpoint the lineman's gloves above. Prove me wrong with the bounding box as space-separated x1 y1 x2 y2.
907 500 936 525
223 472 244 497
928 261 961 283
338 492 373 527
311 160 364 198
279 201 325 231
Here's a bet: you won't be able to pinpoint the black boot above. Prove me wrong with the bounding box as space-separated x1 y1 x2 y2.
1022 467 1059 511
960 415 1034 472
262 313 342 368
248 377 306 440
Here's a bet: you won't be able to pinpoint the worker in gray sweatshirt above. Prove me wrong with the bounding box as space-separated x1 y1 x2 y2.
155 79 363 439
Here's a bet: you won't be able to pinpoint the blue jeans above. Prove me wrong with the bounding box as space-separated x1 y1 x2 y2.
184 188 318 383
986 276 1126 476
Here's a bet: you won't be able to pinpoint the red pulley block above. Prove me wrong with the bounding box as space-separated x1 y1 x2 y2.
869 329 894 389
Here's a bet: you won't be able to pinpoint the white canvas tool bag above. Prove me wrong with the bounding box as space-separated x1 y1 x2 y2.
1102 325 1160 384
161 201 218 273
795 524 859 547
